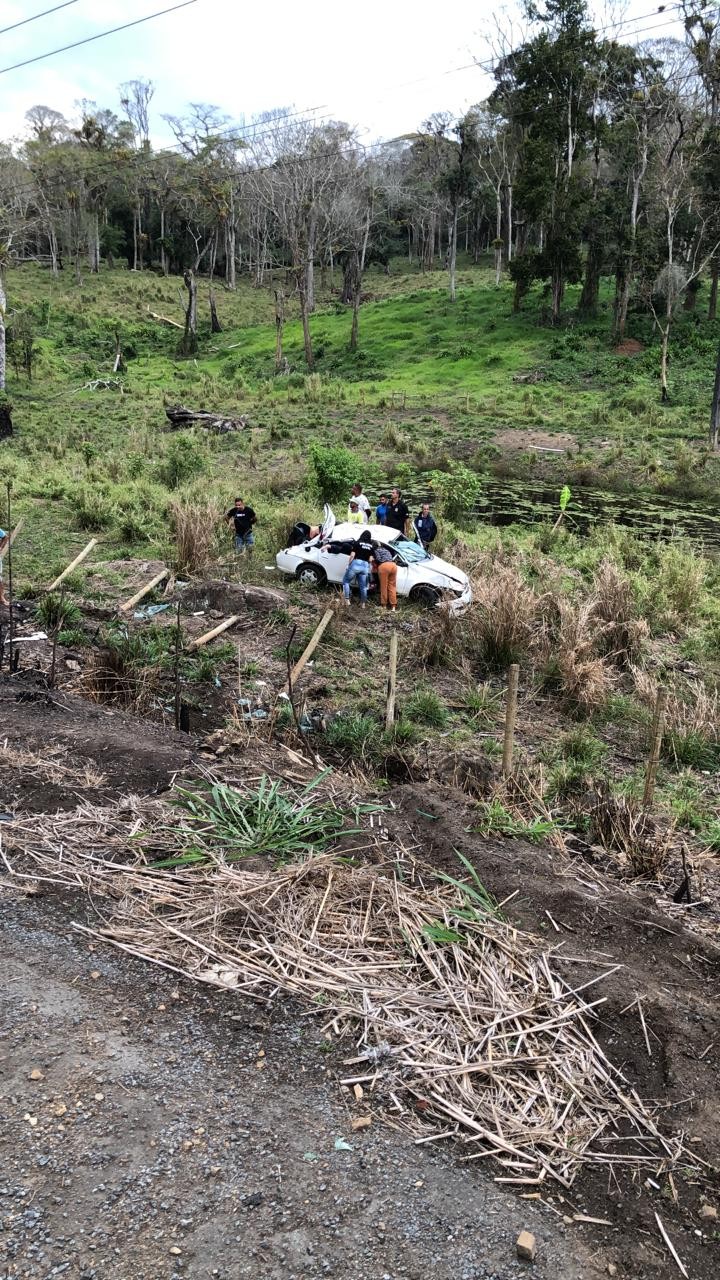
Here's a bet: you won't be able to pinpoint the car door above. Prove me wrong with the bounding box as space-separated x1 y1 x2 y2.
319 545 350 584
392 553 413 597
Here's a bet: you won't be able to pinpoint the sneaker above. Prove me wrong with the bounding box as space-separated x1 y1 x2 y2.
390 607 396 612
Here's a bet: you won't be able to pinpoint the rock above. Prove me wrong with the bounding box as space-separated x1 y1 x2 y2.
516 1230 537 1262
29 1069 45 1081
607 1265 618 1276
700 1204 717 1221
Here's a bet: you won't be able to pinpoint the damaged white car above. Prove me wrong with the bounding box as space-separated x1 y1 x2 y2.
276 506 472 611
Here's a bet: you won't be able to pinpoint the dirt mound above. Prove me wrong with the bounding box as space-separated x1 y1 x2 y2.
614 338 644 356
0 673 193 813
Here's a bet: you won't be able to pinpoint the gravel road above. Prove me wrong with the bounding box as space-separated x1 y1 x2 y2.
0 890 612 1280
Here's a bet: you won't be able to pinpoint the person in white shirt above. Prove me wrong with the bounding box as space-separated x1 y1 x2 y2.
348 483 371 521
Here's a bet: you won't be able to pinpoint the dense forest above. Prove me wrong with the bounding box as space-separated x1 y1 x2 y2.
1 0 719 442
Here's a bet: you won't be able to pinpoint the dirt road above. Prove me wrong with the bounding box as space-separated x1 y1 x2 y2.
0 891 610 1280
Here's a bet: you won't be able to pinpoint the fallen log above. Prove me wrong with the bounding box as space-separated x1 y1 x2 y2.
147 307 183 330
187 614 242 651
165 405 250 434
47 539 98 592
119 568 170 613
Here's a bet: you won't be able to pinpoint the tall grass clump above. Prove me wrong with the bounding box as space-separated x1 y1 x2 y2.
170 500 222 574
470 563 540 671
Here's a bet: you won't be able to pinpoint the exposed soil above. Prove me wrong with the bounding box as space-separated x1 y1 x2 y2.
614 339 645 357
491 428 580 454
1 889 612 1280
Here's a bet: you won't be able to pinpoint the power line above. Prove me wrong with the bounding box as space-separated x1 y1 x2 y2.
0 0 79 37
0 0 198 76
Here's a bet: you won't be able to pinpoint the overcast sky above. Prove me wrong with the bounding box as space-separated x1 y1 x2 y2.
0 0 687 149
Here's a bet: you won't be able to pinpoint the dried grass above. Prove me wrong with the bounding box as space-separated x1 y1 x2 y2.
170 499 223 574
470 564 541 670
587 782 672 880
2 790 683 1188
551 597 616 712
591 559 648 667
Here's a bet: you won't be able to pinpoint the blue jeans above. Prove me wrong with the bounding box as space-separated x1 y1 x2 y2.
342 560 370 602
234 531 254 550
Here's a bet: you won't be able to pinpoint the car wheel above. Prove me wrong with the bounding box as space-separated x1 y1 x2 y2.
295 563 326 588
410 583 441 607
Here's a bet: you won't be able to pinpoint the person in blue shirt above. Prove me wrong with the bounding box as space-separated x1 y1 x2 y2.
375 494 388 525
414 503 438 551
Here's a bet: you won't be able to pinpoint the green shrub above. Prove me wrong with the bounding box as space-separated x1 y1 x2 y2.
72 486 115 531
426 461 482 522
405 687 449 728
324 711 382 759
157 433 206 490
308 442 361 503
36 594 82 632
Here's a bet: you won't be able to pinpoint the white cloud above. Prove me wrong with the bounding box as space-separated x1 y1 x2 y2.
0 0 687 148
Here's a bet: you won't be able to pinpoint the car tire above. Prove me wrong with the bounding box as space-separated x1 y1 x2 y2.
295 563 326 588
410 583 441 607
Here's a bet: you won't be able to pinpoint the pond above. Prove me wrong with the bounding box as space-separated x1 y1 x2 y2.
473 479 720 549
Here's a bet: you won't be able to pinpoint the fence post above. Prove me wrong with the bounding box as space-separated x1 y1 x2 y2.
642 687 669 811
502 664 520 778
385 631 398 731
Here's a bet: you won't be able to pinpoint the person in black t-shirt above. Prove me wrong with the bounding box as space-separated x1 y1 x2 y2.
226 498 257 553
384 487 409 535
342 532 374 608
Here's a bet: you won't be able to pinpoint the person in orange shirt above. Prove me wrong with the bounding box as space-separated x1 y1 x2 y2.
372 543 397 611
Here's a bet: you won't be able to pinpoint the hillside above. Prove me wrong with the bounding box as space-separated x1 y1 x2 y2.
2 259 720 1280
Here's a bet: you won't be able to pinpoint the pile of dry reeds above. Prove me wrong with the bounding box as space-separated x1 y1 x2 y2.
2 795 682 1188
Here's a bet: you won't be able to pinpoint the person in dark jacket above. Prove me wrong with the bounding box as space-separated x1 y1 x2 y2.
414 503 437 551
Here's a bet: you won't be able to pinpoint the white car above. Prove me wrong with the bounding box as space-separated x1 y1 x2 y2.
276 506 472 611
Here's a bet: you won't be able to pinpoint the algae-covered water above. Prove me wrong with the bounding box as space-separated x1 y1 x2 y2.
475 479 720 548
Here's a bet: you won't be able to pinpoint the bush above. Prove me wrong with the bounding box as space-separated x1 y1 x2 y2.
308 442 361 503
157 433 206 490
36 594 82 632
426 461 482 522
324 711 382 760
72 485 115 531
405 687 449 728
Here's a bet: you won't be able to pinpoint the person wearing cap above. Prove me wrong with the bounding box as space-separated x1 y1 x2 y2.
348 483 371 521
347 499 366 525
0 528 8 607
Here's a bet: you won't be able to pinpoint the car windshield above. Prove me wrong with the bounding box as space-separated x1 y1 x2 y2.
394 538 430 563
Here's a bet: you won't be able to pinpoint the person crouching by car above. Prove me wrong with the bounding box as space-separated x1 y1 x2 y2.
414 502 437 551
372 542 397 612
226 497 257 554
342 530 374 608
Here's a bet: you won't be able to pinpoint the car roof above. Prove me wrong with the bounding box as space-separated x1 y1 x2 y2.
329 522 401 544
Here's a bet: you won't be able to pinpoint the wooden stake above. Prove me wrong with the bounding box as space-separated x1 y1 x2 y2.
174 601 182 730
385 631 398 731
502 664 520 778
47 539 97 592
642 687 668 811
288 608 334 685
8 518 23 548
187 614 241 652
5 484 14 668
119 568 170 613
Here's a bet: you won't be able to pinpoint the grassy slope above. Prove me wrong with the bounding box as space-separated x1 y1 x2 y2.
2 255 720 585
1 255 718 856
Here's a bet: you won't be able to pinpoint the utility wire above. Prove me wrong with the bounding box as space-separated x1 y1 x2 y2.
0 0 198 76
0 0 79 37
